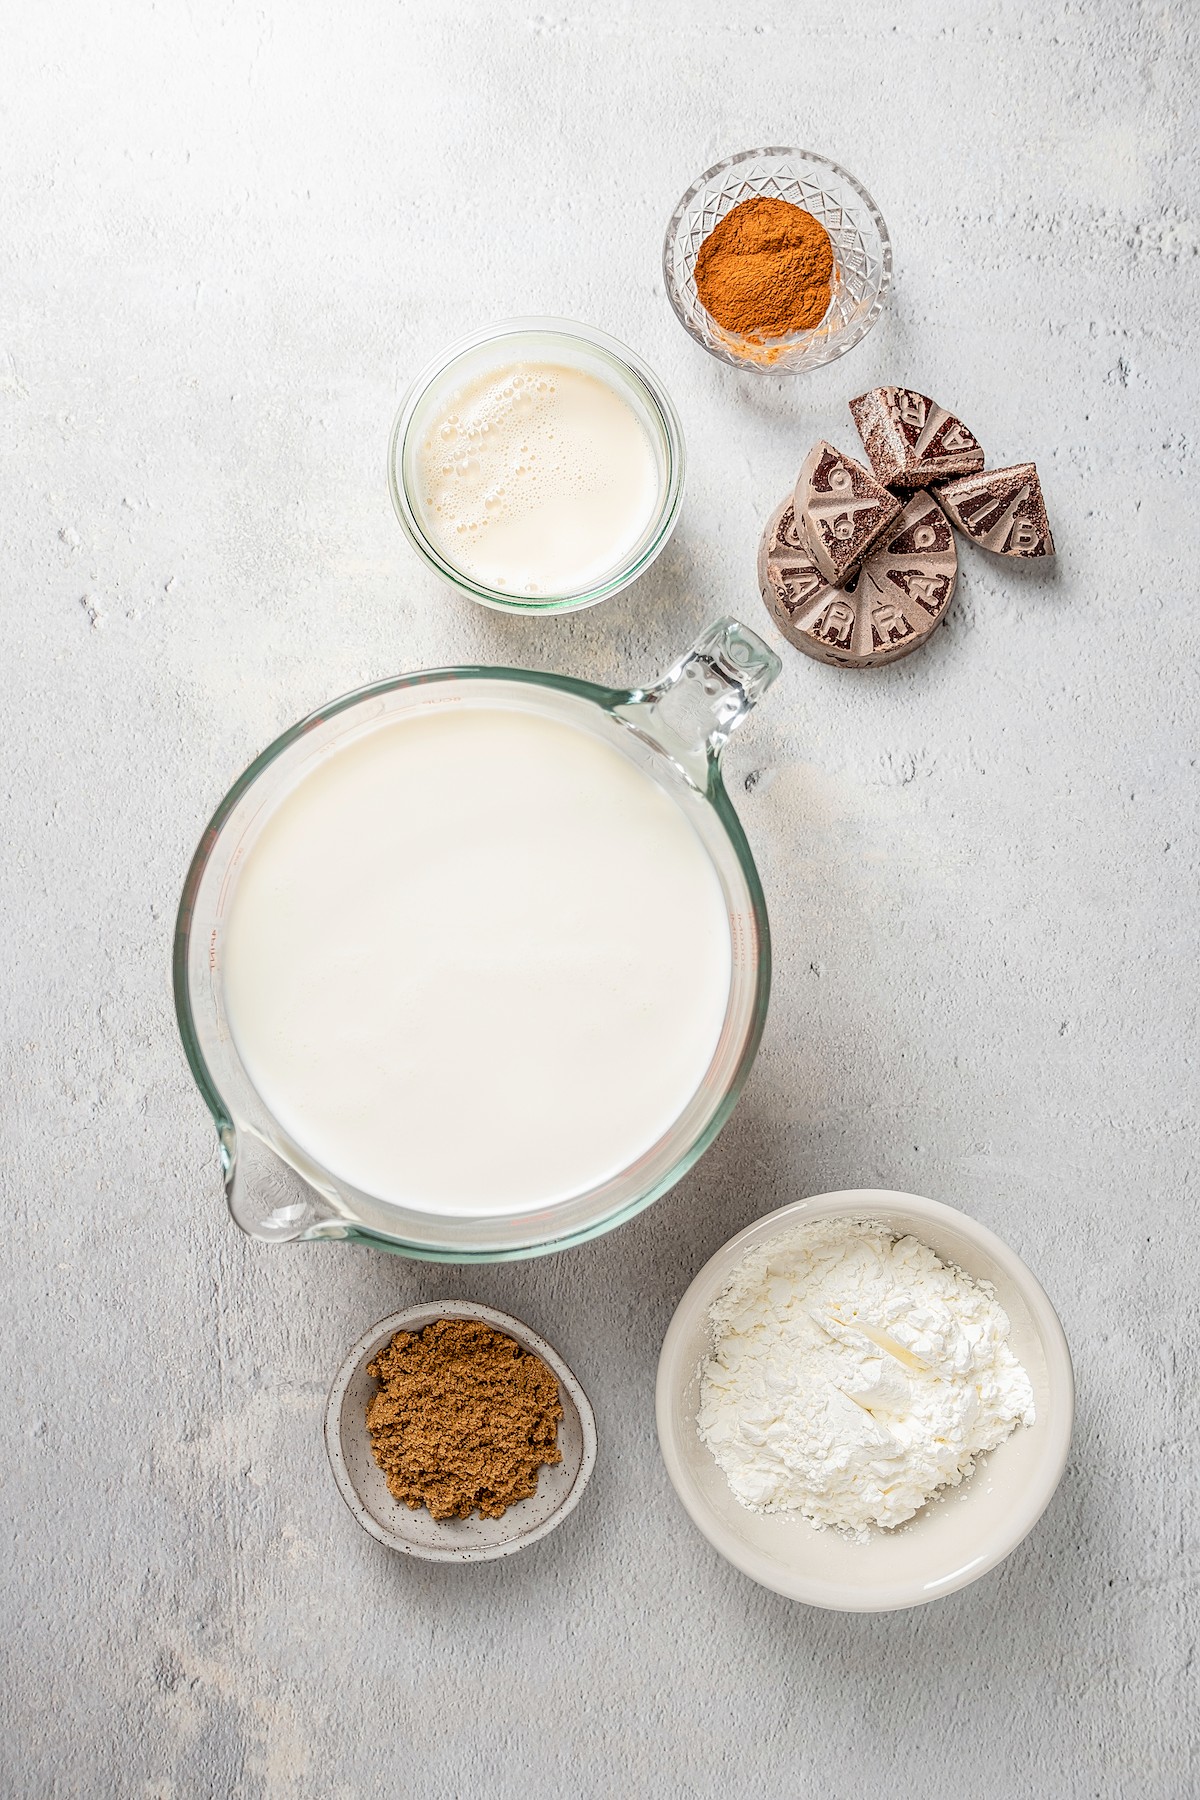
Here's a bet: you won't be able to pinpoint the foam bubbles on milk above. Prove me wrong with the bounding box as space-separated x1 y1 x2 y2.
416 360 659 596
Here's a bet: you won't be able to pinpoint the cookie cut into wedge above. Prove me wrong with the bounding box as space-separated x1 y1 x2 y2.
849 387 986 487
935 462 1055 558
795 440 902 587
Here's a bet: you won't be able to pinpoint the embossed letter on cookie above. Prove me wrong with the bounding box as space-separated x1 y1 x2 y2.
757 497 838 641
849 387 986 487
935 462 1055 558
795 440 901 587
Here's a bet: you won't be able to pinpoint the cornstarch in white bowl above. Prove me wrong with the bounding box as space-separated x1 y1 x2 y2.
696 1218 1036 1541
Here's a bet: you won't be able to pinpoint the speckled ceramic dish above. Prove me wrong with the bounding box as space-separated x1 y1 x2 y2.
656 1190 1073 1611
325 1301 597 1561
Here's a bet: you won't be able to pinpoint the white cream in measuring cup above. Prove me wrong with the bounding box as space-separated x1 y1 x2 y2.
221 707 732 1217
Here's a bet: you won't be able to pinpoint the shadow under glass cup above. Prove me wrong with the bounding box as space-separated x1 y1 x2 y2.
388 318 686 614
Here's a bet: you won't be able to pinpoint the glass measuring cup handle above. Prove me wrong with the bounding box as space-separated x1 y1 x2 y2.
617 617 782 790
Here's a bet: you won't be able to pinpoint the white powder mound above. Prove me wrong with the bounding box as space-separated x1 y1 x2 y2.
697 1218 1036 1540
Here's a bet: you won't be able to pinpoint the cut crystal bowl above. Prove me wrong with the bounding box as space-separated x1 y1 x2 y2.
663 147 892 374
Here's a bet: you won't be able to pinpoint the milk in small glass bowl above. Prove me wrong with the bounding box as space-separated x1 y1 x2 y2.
389 318 685 613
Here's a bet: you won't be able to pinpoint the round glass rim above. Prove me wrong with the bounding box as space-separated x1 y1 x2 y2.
662 146 893 370
172 662 772 1263
387 316 687 614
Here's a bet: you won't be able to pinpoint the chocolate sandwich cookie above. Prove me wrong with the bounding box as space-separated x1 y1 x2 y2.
795 440 902 587
934 463 1055 558
849 387 986 487
759 491 958 668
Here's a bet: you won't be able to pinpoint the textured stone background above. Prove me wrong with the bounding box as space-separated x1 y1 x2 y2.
3 3 1197 1795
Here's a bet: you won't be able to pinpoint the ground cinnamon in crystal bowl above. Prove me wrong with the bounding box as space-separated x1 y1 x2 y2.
663 148 892 374
365 1318 563 1520
694 197 834 340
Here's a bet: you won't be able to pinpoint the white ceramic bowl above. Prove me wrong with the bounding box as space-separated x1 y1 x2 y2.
656 1190 1073 1611
326 1301 597 1561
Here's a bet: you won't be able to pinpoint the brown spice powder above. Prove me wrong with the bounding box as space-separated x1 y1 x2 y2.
365 1318 563 1520
694 196 835 343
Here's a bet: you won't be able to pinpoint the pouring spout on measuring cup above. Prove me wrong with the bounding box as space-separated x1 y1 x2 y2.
615 618 781 794
223 1123 351 1243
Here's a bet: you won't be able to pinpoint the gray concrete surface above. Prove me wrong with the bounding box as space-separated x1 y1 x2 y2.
3 3 1197 1795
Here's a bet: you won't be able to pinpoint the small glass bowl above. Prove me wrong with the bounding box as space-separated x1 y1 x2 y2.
388 317 686 614
663 147 892 374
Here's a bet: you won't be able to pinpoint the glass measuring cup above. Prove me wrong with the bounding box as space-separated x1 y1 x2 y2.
173 619 781 1262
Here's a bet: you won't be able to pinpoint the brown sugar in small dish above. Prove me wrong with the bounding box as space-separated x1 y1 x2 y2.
366 1317 563 1521
325 1302 597 1562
